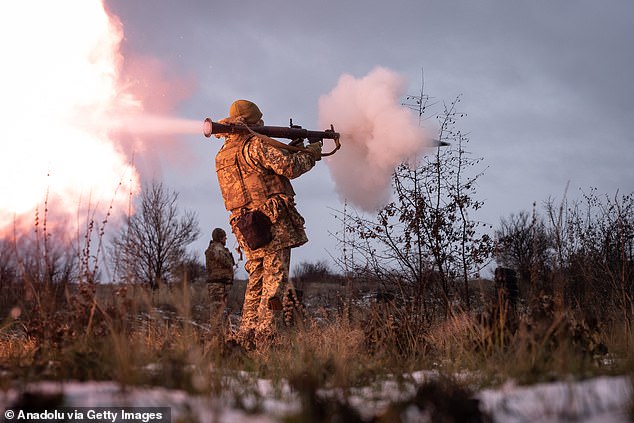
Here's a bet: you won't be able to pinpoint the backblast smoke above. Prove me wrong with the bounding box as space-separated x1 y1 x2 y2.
318 67 431 212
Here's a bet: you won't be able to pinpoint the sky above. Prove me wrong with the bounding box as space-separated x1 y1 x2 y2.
108 0 634 277
4 1 633 279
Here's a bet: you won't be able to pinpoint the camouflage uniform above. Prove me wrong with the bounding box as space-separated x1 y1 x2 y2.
215 101 316 346
205 238 235 314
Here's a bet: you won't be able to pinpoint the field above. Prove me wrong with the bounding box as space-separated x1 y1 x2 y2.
1 271 633 422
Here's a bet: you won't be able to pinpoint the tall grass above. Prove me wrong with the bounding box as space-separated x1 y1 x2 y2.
2 261 632 387
1 202 633 423
2 269 631 377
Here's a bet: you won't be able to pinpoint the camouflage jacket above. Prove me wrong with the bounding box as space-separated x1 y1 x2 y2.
215 132 315 258
205 241 235 282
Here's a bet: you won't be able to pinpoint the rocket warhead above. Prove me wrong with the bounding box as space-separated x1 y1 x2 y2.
431 139 451 147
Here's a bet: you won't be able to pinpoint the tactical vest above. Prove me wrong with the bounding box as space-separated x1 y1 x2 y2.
205 242 234 281
215 135 295 211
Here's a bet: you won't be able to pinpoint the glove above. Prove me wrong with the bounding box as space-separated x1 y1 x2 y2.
305 141 322 161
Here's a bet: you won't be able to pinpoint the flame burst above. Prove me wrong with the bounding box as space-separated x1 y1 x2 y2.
0 1 144 236
0 0 139 233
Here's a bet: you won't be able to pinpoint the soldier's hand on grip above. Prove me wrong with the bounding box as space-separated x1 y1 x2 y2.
306 142 322 161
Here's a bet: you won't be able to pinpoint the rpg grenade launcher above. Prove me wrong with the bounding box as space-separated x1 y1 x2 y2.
203 117 341 157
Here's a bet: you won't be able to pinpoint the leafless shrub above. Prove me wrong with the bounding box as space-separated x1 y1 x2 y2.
331 94 493 321
495 189 633 329
495 209 552 300
110 181 200 289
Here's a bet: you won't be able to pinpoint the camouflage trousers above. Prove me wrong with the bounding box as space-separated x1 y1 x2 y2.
208 280 231 328
239 247 292 344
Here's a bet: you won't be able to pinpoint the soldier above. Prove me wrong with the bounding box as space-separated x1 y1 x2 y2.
205 227 235 321
214 99 321 349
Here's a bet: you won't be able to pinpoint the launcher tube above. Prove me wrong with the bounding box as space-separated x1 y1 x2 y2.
203 118 341 156
203 118 339 142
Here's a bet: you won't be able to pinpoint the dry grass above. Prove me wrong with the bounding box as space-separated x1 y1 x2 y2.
1 273 633 423
0 256 631 423
1 277 631 388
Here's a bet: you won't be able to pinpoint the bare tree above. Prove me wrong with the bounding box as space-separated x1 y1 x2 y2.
332 94 492 319
494 209 551 296
111 181 200 289
293 260 336 286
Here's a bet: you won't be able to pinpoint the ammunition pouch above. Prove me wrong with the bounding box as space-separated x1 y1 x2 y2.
268 296 283 311
236 209 273 250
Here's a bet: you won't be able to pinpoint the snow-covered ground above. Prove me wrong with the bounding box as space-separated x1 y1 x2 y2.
1 373 631 422
478 375 632 422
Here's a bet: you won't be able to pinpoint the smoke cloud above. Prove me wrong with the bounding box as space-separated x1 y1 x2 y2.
318 67 431 212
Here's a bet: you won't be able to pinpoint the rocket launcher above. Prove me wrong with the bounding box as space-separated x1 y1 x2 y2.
203 118 341 157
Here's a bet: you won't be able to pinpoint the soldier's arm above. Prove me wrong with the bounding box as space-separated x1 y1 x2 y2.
220 249 235 269
204 246 214 280
246 136 316 179
204 245 212 269
226 248 236 266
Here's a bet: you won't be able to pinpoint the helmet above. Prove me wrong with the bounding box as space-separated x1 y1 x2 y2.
229 99 263 124
212 228 226 242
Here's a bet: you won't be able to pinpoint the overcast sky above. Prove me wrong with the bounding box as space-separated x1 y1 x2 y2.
105 0 634 276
